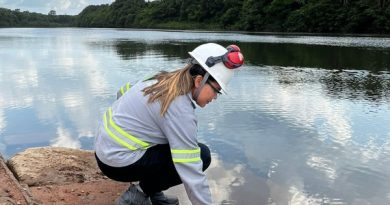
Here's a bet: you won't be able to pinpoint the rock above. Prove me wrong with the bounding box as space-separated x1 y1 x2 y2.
0 188 10 197
7 147 105 186
0 197 16 205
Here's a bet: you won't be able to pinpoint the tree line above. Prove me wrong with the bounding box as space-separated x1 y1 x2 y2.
0 8 75 27
1 0 390 34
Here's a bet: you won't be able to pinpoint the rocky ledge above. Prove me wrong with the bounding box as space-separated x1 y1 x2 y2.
7 147 103 186
1 147 129 205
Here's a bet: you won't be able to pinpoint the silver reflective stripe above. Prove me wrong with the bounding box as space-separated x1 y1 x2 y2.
171 148 201 163
103 107 150 150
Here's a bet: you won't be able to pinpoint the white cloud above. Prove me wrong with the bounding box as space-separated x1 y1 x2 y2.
207 156 245 204
49 0 76 14
306 155 337 181
0 109 5 134
289 186 324 205
51 126 81 148
0 0 115 14
166 154 254 205
358 135 390 163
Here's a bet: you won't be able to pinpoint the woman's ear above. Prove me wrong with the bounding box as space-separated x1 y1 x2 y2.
194 75 203 88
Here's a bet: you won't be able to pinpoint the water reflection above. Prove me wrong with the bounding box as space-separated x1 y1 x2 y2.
1 28 390 205
240 43 390 71
321 70 390 102
0 30 120 157
113 41 390 104
111 41 199 60
201 153 269 205
113 40 390 71
197 66 389 204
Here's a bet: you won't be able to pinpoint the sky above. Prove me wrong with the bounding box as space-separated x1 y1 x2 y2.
0 0 115 15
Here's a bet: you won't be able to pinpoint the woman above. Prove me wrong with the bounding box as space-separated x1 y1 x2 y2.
95 43 244 205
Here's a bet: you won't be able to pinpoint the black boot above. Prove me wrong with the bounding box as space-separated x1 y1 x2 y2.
150 192 179 205
116 184 152 205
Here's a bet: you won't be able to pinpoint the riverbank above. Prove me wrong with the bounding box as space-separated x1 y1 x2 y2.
0 147 130 205
0 147 189 205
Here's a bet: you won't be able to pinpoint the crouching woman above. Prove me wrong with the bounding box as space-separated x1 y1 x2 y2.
94 43 244 205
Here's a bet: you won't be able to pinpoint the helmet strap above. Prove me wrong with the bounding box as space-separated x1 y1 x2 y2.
193 72 209 102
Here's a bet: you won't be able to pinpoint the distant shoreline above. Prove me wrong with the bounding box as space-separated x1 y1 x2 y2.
2 27 390 38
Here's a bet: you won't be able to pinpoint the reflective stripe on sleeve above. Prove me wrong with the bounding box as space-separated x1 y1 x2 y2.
171 148 201 163
102 107 150 150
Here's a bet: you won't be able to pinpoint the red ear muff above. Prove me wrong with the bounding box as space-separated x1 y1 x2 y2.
223 51 244 69
205 44 244 69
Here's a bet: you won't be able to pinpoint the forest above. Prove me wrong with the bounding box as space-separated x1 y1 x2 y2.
0 8 74 27
1 0 390 34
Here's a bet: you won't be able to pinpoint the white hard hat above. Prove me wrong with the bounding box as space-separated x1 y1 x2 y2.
189 43 240 94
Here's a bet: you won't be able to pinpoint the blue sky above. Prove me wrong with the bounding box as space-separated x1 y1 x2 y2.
0 0 115 15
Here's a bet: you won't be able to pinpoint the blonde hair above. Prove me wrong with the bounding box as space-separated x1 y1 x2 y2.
143 64 194 116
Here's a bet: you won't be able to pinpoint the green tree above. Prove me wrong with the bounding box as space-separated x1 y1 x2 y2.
263 0 302 31
77 5 111 27
110 0 145 27
240 0 269 30
48 10 56 15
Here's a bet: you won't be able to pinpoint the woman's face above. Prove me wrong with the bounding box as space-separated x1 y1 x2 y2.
192 75 221 107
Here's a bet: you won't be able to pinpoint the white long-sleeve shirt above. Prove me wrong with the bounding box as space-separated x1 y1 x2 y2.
95 80 212 205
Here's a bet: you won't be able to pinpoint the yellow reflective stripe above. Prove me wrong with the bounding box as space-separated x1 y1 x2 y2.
119 83 131 96
171 148 201 163
103 112 137 150
108 108 150 148
171 148 200 154
173 157 201 163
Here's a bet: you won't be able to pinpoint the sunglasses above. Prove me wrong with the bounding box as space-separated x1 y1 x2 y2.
205 45 244 69
206 80 222 96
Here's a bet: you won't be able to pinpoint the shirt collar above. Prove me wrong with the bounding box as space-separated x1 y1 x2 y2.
187 92 198 109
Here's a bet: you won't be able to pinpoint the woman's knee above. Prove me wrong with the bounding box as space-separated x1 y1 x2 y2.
198 143 211 171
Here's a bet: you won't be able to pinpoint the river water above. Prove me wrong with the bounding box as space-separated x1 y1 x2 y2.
0 28 389 205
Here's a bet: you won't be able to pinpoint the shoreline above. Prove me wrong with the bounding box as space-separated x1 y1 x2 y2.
1 27 390 38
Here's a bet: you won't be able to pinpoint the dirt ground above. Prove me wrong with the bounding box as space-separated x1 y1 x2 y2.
0 174 190 205
1 154 130 205
29 180 129 205
0 163 128 205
